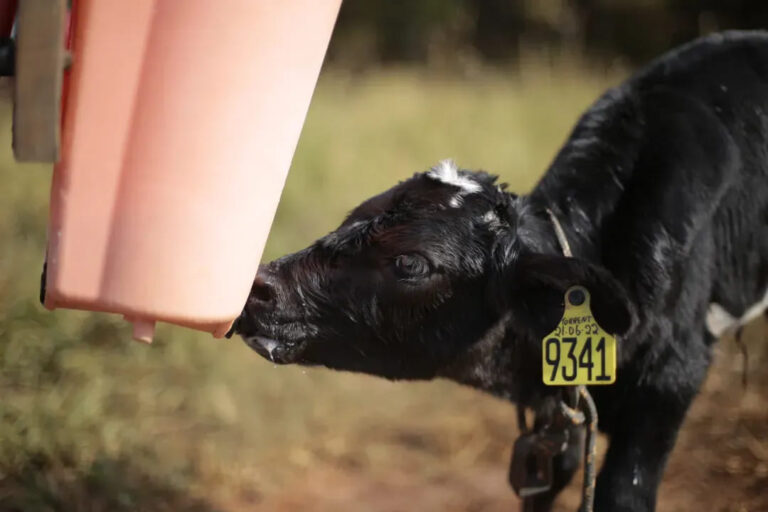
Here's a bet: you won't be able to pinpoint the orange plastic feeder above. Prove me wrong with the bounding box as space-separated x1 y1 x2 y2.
43 0 342 342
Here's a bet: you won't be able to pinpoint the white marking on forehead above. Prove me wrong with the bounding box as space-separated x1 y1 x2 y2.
427 159 482 194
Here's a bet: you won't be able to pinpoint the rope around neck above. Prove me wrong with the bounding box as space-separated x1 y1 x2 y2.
547 206 597 512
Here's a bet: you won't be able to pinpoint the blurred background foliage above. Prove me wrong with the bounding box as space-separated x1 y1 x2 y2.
328 0 768 70
1 2 767 511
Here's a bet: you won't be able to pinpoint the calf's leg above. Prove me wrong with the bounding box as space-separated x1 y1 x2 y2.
593 340 709 512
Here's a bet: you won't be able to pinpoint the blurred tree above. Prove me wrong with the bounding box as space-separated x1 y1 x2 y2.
327 0 768 69
327 0 467 67
467 0 525 62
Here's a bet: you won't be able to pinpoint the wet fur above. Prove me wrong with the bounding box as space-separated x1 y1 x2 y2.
235 31 768 511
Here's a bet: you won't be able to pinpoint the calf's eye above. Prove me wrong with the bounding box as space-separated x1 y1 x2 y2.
393 254 431 279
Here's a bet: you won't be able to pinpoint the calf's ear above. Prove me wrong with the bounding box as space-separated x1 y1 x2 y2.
494 252 635 338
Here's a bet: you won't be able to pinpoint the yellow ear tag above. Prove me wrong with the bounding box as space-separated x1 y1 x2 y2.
542 286 617 386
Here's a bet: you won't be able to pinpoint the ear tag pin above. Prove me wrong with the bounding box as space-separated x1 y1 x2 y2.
542 286 617 386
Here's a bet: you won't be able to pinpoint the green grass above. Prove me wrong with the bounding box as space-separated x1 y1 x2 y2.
0 67 617 511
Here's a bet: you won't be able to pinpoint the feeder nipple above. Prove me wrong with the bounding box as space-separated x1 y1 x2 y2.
131 319 155 344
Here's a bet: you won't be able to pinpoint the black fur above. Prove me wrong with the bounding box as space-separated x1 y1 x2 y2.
234 31 768 511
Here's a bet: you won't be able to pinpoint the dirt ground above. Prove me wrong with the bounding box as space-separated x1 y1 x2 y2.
241 325 768 512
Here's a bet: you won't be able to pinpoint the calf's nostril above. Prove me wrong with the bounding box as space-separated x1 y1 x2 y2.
250 276 276 305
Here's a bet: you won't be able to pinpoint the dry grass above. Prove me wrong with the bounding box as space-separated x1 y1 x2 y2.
0 67 766 512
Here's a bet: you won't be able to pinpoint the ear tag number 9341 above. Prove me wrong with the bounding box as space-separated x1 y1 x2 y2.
542 286 617 386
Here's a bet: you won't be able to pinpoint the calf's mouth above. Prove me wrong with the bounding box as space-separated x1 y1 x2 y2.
227 267 317 365
231 313 314 364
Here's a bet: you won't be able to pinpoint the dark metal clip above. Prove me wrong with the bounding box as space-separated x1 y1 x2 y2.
509 428 569 498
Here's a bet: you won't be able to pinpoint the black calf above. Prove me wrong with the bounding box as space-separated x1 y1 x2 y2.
234 31 768 511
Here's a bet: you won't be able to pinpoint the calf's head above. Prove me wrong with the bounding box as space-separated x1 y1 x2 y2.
232 161 633 395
